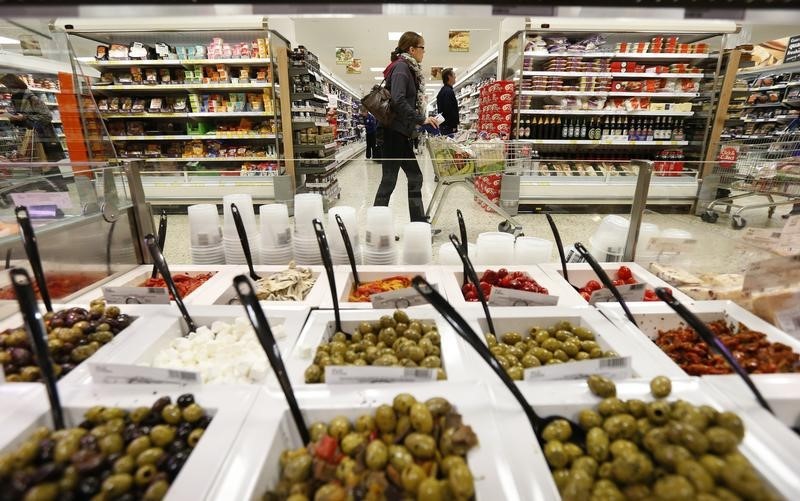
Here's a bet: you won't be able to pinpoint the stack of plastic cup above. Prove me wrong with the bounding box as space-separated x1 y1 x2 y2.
588 215 629 262
222 194 260 265
328 206 361 265
293 194 324 265
437 242 476 265
188 204 224 264
260 203 293 265
634 222 661 264
476 232 515 265
402 222 433 264
363 206 397 265
513 236 553 264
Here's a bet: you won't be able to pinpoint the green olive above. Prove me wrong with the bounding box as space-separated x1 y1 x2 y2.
309 423 328 442
126 436 152 457
627 399 647 419
578 409 603 431
609 439 639 458
21 483 59 501
552 468 571 491
113 455 136 474
542 419 573 442
161 404 182 425
448 463 475 499
544 440 569 469
284 453 312 482
603 414 637 440
646 401 672 425
182 403 205 423
705 427 738 455
715 411 745 441
135 464 159 485
650 376 672 398
375 405 397 433
699 454 726 480
562 469 593 500
150 425 176 448
54 436 80 463
340 433 365 456
99 433 124 455
597 397 627 416
365 440 388 470
417 477 442 501
587 427 610 462
336 456 357 483
653 474 696 500
676 459 715 494
404 432 436 459
500 331 523 345
587 374 617 398
354 414 375 433
102 473 133 497
327 416 351 440
571 456 598 477
136 447 165 466
389 445 414 471
409 403 434 434
143 479 169 501
188 428 204 447
401 463 427 493
612 452 653 484
653 444 692 469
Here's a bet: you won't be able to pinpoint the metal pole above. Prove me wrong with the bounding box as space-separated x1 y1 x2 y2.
624 160 653 262
123 160 155 264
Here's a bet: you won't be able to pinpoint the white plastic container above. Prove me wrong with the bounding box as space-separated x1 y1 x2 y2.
476 231 515 265
513 236 553 264
402 221 433 264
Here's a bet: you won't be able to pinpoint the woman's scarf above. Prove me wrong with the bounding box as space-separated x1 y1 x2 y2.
398 52 426 118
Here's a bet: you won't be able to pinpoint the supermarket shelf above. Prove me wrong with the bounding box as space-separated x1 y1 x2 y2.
518 109 694 117
521 90 699 98
523 51 713 60
519 176 698 204
470 91 480 97
87 58 272 67
142 156 277 162
741 102 786 109
517 139 689 146
292 120 330 129
45 102 59 107
294 141 337 151
293 92 329 102
748 84 787 92
92 83 272 91
109 133 276 140
522 71 705 79
137 174 277 204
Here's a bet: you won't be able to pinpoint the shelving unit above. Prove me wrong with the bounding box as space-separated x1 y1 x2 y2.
454 50 498 131
501 18 737 206
57 17 293 201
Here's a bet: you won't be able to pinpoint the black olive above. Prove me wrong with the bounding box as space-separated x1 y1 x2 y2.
4 363 18 375
116 494 137 501
196 416 212 429
10 347 32 366
61 363 76 373
57 491 76 501
165 455 186 479
151 396 171 414
38 438 56 462
71 450 105 475
176 394 195 408
78 476 101 497
155 453 170 470
167 440 188 455
175 422 193 441
10 469 34 493
79 420 94 431
32 462 64 483
123 423 143 442
79 434 99 452
141 411 160 427
50 317 65 328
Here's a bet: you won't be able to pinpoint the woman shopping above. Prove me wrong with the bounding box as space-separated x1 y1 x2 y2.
373 31 439 222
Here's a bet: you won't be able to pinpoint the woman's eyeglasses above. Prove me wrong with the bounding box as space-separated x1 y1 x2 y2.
415 46 425 50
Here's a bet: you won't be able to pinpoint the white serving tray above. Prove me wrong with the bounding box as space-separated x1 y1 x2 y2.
0 383 44 426
84 305 310 385
279 306 471 389
597 300 800 379
207 383 528 501
319 265 444 309
440 265 586 308
539 261 694 303
704 374 800 431
69 264 232 305
187 265 327 308
460 306 685 380
489 378 800 500
0 384 260 501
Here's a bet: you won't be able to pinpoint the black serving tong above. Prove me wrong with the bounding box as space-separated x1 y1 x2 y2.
655 287 774 414
145 234 197 333
411 275 585 446
545 213 580 292
449 233 495 336
313 219 348 337
150 209 168 280
234 275 310 444
15 206 52 312
335 214 360 288
231 203 261 281
574 242 638 327
10 268 65 429
456 209 469 287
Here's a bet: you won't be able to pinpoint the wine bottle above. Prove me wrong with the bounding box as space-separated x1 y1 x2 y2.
562 118 570 139
600 117 607 139
554 117 562 140
580 119 587 139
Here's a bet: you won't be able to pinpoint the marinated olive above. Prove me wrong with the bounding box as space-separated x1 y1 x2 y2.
544 440 569 469
308 423 327 442
404 433 436 459
327 416 351 440
587 427 610 462
135 448 165 467
715 411 745 441
143 479 169 500
409 403 434 434
588 375 617 398
705 427 738 455
284 454 312 482
542 419 572 442
448 463 474 499
187 429 204 448
340 433 364 456
365 440 388 470
375 405 397 433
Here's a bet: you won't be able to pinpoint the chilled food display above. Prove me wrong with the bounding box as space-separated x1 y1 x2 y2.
150 318 284 384
0 273 107 301
139 272 214 300
543 376 779 500
461 268 549 302
0 300 133 382
486 322 617 380
348 276 412 303
654 321 800 376
253 263 315 301
0 394 210 500
264 394 478 500
304 311 445 383
575 266 663 302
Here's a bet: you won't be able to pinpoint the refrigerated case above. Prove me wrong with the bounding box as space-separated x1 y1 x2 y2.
501 18 738 206
454 49 498 132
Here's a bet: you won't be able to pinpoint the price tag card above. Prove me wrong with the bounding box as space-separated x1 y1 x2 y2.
646 237 698 253
324 366 437 384
524 356 633 382
488 287 559 306
370 285 435 309
89 363 201 385
102 286 170 305
743 255 800 292
589 283 646 304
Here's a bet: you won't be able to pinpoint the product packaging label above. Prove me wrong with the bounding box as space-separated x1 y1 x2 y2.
324 366 437 384
588 283 646 304
370 286 432 309
488 287 559 306
102 286 171 305
89 363 201 385
524 356 633 381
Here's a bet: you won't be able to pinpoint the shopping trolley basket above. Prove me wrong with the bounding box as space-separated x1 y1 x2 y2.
423 134 523 234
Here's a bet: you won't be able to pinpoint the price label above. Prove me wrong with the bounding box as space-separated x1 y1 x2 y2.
89 363 201 385
102 286 170 305
524 356 633 382
743 255 800 292
588 283 646 304
324 366 437 384
488 287 559 306
370 286 434 309
646 237 698 253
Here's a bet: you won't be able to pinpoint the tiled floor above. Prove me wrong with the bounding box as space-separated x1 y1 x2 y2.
160 152 792 276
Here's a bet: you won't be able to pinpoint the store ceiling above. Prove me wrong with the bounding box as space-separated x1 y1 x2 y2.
291 15 503 98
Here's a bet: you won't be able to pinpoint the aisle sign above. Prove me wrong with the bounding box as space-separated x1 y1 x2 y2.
588 283 646 304
783 34 800 64
488 287 559 306
102 286 170 304
524 356 632 382
325 366 437 384
89 363 201 385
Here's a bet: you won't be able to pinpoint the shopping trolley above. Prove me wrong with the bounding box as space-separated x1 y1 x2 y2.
701 119 800 229
423 133 524 235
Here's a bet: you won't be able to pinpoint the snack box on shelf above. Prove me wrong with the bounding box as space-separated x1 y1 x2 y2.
597 300 800 380
279 306 470 388
69 265 231 305
462 306 685 380
185 265 327 307
83 305 309 385
490 377 800 499
539 262 695 304
440 265 585 308
319 266 446 310
206 382 530 500
0 384 260 501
